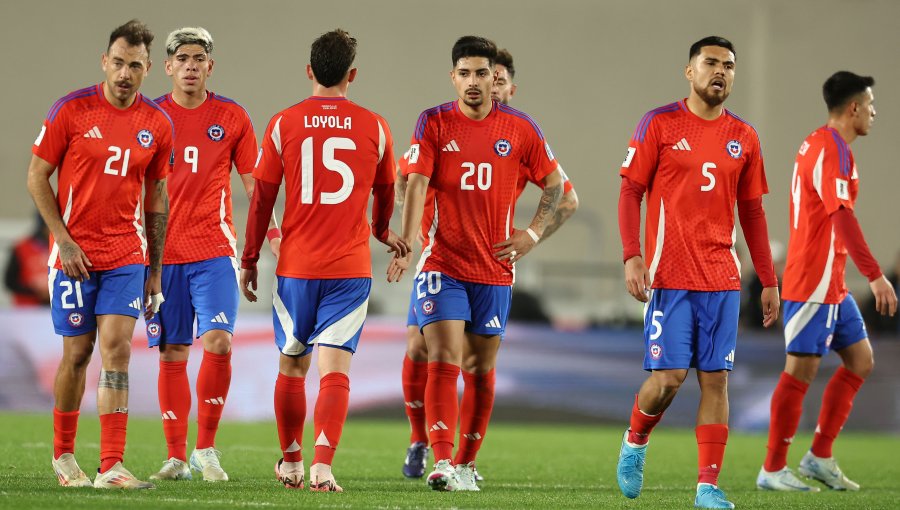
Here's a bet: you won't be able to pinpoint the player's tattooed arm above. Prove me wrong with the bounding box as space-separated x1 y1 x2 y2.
531 171 563 236
145 178 169 273
539 188 578 243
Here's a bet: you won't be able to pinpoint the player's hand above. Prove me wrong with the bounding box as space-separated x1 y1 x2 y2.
624 256 651 303
493 228 537 264
59 239 92 282
144 270 165 320
268 236 281 261
869 275 898 316
381 229 410 258
387 252 412 283
760 286 780 328
241 267 259 302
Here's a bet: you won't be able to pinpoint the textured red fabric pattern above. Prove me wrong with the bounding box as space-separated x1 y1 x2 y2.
620 99 767 291
156 92 258 264
33 84 174 271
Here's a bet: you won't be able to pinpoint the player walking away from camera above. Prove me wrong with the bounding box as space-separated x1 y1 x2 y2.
27 19 172 489
387 36 563 492
146 26 279 483
241 29 406 492
756 71 897 493
397 47 579 481
616 36 779 509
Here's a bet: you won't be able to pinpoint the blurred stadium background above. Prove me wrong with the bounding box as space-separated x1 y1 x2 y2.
1 0 898 432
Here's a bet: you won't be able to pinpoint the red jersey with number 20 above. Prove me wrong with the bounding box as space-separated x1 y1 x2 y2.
254 97 395 279
155 92 258 264
406 101 557 286
32 84 174 271
620 100 768 291
782 126 859 304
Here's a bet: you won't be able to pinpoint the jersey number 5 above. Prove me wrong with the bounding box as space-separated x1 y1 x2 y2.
700 162 716 192
301 136 356 205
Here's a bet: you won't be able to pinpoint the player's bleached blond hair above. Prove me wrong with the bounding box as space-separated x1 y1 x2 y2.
165 27 213 56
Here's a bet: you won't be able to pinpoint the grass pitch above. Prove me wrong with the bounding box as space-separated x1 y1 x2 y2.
0 413 897 509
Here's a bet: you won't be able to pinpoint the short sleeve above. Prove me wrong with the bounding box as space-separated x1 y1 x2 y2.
405 110 438 179
374 115 395 185
737 132 768 200
31 102 71 168
253 114 285 185
146 115 174 180
233 109 259 175
619 113 660 186
819 133 855 213
519 124 557 185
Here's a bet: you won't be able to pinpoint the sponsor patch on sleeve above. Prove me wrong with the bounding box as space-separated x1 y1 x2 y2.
408 144 420 164
836 178 849 200
622 147 636 168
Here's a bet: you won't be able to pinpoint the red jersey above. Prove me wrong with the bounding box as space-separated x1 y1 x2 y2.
33 84 174 271
154 92 258 264
620 100 768 291
406 101 557 286
254 97 395 279
782 126 859 303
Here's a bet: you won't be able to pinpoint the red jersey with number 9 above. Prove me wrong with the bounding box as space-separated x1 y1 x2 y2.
619 99 768 291
32 84 174 271
254 97 395 279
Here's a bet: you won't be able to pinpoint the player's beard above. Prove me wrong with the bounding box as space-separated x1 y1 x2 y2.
463 89 485 108
694 82 729 108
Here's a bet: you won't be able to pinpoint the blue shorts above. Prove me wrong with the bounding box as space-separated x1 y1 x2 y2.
49 264 144 336
406 285 417 327
413 271 512 337
145 256 239 347
783 294 867 356
273 276 371 356
642 289 740 372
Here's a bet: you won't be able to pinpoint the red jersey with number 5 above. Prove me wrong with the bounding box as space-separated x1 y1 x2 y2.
405 101 557 286
782 126 858 304
154 92 258 264
254 97 395 279
32 84 174 271
619 99 768 291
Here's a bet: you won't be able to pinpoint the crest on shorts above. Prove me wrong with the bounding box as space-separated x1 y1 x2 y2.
147 322 162 339
422 299 436 316
649 342 663 360
494 139 512 157
207 124 225 141
137 129 154 148
726 139 742 159
68 312 84 327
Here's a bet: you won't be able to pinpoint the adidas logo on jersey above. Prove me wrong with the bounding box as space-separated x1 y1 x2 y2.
161 410 178 420
83 126 103 139
430 421 449 431
484 316 502 329
210 312 229 324
204 396 225 405
671 138 691 151
128 297 142 310
441 140 461 152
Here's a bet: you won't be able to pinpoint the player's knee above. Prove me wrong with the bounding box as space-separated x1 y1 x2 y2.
461 356 494 374
845 353 874 379
159 344 190 362
699 373 728 395
202 331 232 355
99 341 131 369
406 332 428 362
63 344 94 370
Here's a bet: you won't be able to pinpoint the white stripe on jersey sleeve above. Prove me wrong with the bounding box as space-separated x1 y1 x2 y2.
271 115 284 156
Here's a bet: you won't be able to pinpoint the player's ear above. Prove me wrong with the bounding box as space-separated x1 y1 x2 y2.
347 67 357 83
510 83 517 98
207 58 215 77
685 63 693 82
101 52 108 71
306 64 315 82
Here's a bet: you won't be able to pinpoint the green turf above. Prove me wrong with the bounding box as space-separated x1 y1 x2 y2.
0 413 897 509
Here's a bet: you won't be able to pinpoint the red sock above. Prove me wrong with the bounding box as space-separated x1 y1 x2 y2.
312 372 350 466
764 372 809 471
810 366 864 458
402 355 428 445
196 350 232 450
696 423 728 485
628 394 663 445
454 369 495 465
274 373 306 463
99 412 128 473
425 361 460 462
158 360 190 461
53 408 79 458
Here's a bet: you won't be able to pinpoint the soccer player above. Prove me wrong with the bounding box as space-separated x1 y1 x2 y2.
146 27 279 483
398 47 579 481
756 71 897 492
615 36 779 509
388 36 563 492
240 29 406 492
27 19 172 489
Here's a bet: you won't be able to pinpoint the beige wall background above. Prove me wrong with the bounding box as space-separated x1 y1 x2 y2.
1 0 897 319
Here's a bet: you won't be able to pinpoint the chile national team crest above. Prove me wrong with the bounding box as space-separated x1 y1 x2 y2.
726 139 743 159
137 129 154 148
494 139 512 157
207 124 225 141
68 312 84 328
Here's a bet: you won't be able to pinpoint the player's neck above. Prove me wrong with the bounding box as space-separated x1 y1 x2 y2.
685 95 724 121
101 82 138 110
311 83 348 98
171 88 208 109
826 117 858 144
457 99 492 121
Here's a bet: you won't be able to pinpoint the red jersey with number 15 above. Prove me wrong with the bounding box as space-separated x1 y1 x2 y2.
32 84 174 271
154 92 258 264
406 101 557 286
620 100 768 291
254 97 395 279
